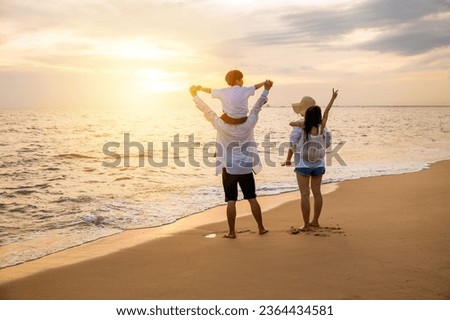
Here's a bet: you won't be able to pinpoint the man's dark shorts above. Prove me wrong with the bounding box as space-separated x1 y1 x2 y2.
222 168 256 202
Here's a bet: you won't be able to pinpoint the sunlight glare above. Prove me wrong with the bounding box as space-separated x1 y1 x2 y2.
136 69 184 93
103 40 179 60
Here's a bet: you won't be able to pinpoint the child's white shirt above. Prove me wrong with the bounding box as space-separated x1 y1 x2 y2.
211 86 255 118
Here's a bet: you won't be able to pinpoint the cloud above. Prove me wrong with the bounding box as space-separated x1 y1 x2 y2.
360 19 450 54
1 0 213 41
1 1 210 73
242 0 450 55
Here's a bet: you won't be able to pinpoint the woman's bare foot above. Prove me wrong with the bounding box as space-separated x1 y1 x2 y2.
299 225 312 232
310 222 320 228
224 233 236 239
259 229 269 235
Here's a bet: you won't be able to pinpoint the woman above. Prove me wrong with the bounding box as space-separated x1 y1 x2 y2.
290 88 338 231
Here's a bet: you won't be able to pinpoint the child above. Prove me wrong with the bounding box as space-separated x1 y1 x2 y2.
281 96 316 166
197 70 267 124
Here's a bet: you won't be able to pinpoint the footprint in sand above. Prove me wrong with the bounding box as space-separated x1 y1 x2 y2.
204 233 216 238
205 229 253 238
289 225 346 237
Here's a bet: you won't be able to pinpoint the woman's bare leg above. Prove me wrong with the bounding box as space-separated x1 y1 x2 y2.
296 173 311 231
310 175 323 227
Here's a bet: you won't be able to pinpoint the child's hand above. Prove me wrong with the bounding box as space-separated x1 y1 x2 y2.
189 85 198 97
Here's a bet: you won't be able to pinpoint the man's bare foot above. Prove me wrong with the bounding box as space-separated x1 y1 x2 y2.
259 229 269 235
224 233 236 239
310 222 320 228
299 226 312 232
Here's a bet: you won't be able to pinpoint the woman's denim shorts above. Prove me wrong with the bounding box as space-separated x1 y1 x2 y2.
294 167 326 177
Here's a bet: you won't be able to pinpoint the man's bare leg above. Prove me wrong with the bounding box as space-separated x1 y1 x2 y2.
248 198 268 235
225 201 237 238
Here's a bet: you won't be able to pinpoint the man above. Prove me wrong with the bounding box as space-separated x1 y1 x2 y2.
190 80 273 238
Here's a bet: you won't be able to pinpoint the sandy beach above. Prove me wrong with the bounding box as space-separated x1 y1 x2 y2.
1 161 449 300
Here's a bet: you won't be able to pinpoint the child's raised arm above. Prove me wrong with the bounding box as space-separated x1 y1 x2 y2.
197 85 211 94
321 88 338 134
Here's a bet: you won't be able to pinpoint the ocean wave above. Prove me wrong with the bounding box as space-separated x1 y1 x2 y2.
53 196 94 203
9 204 37 213
112 177 133 182
82 214 108 226
55 153 96 159
14 189 36 195
44 167 61 171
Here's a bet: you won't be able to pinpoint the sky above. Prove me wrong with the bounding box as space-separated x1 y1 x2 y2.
1 0 450 110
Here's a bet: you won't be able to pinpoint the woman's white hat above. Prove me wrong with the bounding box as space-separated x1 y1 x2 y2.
292 96 316 114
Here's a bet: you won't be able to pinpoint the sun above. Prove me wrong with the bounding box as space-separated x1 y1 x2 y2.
113 68 189 111
99 39 186 93
106 40 178 61
136 68 184 93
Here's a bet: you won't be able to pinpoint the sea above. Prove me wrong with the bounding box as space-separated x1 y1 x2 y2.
1 103 450 268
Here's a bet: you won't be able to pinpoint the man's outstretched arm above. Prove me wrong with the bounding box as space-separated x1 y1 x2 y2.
190 85 219 127
248 80 273 120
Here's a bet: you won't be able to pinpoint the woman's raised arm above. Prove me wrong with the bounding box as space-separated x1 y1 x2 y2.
321 88 338 134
